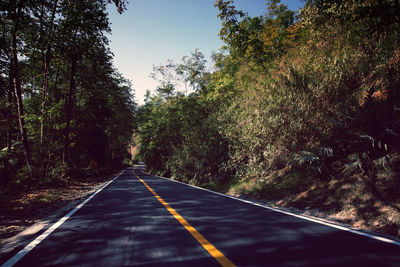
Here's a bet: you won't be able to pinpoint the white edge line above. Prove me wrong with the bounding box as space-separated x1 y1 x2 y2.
140 169 400 247
1 171 124 267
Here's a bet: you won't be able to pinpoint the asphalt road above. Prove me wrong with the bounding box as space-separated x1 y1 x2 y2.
2 167 400 266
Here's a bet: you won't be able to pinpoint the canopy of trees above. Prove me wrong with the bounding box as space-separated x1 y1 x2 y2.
137 0 400 191
0 0 136 195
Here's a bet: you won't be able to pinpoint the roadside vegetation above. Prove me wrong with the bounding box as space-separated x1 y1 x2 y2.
0 0 135 200
137 0 400 237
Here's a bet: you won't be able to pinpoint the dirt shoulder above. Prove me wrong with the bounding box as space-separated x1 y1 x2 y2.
221 166 400 240
0 171 121 246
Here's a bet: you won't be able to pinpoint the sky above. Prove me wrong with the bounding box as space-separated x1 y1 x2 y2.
107 0 304 105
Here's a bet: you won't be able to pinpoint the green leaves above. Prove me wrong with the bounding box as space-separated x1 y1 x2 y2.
0 0 135 191
136 0 400 195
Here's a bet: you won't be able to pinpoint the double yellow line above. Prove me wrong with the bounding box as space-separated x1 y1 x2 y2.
132 170 236 267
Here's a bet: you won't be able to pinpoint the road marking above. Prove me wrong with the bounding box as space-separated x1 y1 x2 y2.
139 168 400 247
1 172 123 267
132 170 236 267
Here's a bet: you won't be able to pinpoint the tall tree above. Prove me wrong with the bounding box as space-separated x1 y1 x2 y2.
1 0 134 191
176 49 210 93
57 0 112 164
37 0 58 144
9 0 32 172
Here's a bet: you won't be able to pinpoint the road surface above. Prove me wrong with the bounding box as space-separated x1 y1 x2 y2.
2 167 400 266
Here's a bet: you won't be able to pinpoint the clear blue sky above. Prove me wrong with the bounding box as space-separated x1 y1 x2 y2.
107 0 304 105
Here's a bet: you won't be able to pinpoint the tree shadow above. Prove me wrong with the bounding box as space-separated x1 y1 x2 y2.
5 168 400 267
141 169 400 266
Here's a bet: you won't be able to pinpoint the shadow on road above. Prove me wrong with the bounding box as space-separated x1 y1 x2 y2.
137 169 400 267
14 169 219 266
7 167 400 266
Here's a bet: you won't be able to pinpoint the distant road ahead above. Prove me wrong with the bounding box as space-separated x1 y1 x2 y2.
2 167 400 266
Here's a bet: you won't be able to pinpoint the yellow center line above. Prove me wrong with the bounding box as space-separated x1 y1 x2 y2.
132 170 236 267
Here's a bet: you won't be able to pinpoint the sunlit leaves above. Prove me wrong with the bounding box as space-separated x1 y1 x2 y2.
137 0 400 189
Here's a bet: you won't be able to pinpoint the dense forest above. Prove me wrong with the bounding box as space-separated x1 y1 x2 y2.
137 0 400 235
0 0 135 196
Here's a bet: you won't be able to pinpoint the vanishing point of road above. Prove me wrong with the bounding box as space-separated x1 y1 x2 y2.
2 166 400 266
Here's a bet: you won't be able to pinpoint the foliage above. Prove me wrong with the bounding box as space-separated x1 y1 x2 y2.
0 0 135 195
136 0 400 200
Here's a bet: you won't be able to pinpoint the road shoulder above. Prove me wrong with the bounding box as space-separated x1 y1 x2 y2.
0 171 121 264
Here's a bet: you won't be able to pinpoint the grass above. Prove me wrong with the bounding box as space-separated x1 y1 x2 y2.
223 168 312 199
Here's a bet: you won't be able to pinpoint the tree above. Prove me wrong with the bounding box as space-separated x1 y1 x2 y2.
176 49 210 93
56 0 112 164
8 0 32 172
0 0 134 193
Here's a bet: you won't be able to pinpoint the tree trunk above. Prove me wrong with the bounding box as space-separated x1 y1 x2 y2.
7 69 15 152
63 56 77 164
11 0 32 172
40 0 58 144
51 59 61 99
